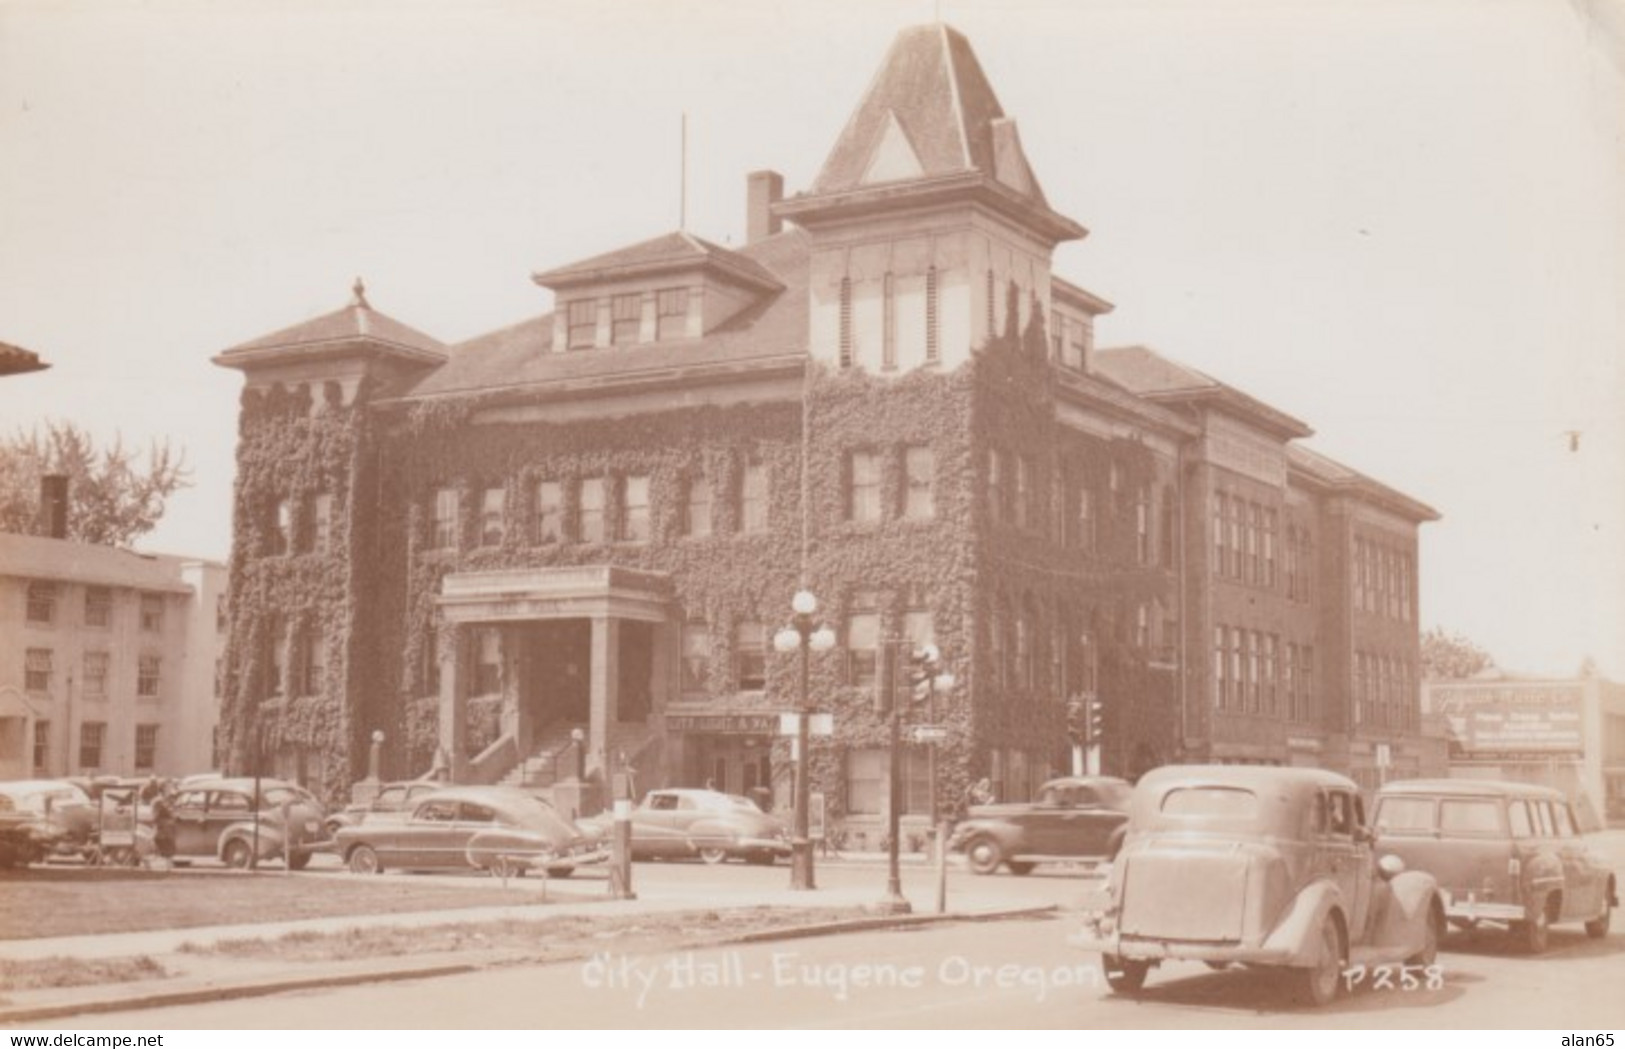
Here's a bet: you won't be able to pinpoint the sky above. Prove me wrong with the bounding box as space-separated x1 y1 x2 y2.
1 0 1621 679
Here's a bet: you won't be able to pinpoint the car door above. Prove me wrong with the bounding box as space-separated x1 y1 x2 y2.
1022 785 1073 854
395 798 462 869
171 789 214 857
635 793 686 856
1319 788 1373 942
1071 784 1123 856
206 789 255 857
1547 800 1599 921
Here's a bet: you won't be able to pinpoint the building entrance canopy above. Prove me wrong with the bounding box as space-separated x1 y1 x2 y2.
437 565 672 624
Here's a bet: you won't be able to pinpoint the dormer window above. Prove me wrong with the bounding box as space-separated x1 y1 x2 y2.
567 300 597 350
611 294 642 345
657 288 689 341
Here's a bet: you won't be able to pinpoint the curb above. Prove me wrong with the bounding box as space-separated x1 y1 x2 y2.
0 904 1057 1025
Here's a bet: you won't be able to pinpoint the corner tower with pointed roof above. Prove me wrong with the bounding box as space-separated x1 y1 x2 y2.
776 23 1092 374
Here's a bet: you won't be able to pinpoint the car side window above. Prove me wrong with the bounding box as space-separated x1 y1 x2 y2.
1553 804 1577 838
459 803 496 823
1075 787 1098 807
1310 792 1329 836
212 791 250 813
648 794 677 811
1532 801 1556 837
377 787 404 806
416 800 458 822
1328 792 1355 837
677 797 698 811
1508 800 1533 838
176 790 207 810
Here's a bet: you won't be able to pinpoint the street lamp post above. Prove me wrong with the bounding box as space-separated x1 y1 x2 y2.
773 590 836 891
873 641 955 915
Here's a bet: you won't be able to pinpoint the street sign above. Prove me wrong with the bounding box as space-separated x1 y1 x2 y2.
911 725 949 743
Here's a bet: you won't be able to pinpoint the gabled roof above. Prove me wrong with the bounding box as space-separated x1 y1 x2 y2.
532 230 783 294
0 340 48 377
214 282 446 369
399 229 810 402
1092 345 1313 441
814 24 1046 207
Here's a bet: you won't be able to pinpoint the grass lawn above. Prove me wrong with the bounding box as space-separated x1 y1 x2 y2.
0 866 543 941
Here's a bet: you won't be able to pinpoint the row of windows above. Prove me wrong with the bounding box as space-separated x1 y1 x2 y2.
991 453 1172 567
427 467 768 552
1352 537 1414 622
837 269 941 371
22 649 162 699
845 447 934 523
268 493 334 557
565 287 689 351
24 583 166 632
31 721 159 772
1213 493 1278 588
1353 651 1418 730
266 622 327 699
1214 626 1317 722
1284 525 1314 603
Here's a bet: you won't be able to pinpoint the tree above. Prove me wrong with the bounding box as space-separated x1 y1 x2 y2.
0 421 190 547
1421 627 1494 681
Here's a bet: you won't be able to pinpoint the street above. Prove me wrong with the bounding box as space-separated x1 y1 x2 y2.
45 854 1625 1030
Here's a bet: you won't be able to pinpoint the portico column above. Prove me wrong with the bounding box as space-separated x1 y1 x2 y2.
589 615 621 776
438 624 472 782
501 623 532 758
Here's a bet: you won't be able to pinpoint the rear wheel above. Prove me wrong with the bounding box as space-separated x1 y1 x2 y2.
1006 861 1036 876
347 845 381 875
697 846 728 865
222 839 253 870
1513 894 1551 954
1293 917 1345 1007
1102 954 1149 994
965 838 1003 875
1407 902 1443 967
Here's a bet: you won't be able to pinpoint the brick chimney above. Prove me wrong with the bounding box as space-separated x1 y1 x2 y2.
746 170 784 245
39 474 68 539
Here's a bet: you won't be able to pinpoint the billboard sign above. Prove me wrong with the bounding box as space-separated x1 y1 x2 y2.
1430 684 1584 758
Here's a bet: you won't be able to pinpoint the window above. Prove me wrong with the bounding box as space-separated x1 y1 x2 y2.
1263 509 1277 587
1072 478 1095 552
1262 634 1277 715
988 606 1007 691
578 478 605 542
903 446 934 519
736 621 766 691
881 272 897 370
1015 604 1034 689
480 487 506 547
740 461 767 533
985 268 996 338
1301 645 1315 721
1135 487 1151 564
300 629 325 696
534 481 563 544
79 722 106 770
137 654 161 698
25 648 52 692
1245 631 1260 712
269 618 289 697
657 287 689 341
26 581 57 624
1134 604 1150 650
1245 503 1260 582
987 450 1005 524
567 299 597 349
611 293 641 345
1226 496 1241 578
924 266 939 364
1283 643 1298 721
621 475 650 542
134 724 159 771
33 720 49 770
432 488 458 550
1438 799 1502 836
84 587 112 628
273 499 292 555
1160 487 1176 567
312 493 333 552
1214 628 1227 708
845 606 880 689
681 621 711 694
848 451 882 523
139 593 164 633
838 277 853 368
1013 456 1031 529
1229 628 1242 708
83 652 109 698
474 629 501 696
1213 493 1226 574
682 473 712 537
847 748 885 816
421 628 441 697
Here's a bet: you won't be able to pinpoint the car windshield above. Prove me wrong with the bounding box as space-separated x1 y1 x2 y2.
1374 796 1435 835
1159 786 1259 820
1439 799 1503 837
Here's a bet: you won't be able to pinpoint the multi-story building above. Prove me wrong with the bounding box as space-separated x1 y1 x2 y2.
0 530 227 780
212 24 1438 836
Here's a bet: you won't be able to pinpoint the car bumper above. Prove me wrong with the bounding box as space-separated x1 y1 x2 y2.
1067 927 1294 966
544 847 611 871
1440 891 1525 923
734 838 793 856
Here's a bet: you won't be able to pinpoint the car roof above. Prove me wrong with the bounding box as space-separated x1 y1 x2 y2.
406 786 537 805
1377 778 1567 801
1136 764 1359 794
1040 776 1131 790
178 777 302 793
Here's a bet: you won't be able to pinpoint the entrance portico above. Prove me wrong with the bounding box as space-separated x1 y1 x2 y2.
435 565 673 785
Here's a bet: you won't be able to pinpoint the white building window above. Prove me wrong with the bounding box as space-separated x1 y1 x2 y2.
848 451 881 523
578 478 605 543
903 446 934 519
432 488 458 550
480 487 506 547
137 654 161 699
620 475 650 542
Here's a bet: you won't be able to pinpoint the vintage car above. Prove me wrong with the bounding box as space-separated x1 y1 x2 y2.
0 779 97 862
1071 766 1444 1006
334 785 605 877
168 777 326 869
1372 779 1616 951
581 788 791 865
948 776 1131 875
323 779 447 837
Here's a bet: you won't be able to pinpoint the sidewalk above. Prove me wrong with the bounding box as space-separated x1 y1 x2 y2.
0 874 1054 1025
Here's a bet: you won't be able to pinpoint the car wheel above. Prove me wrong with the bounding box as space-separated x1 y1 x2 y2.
545 866 573 879
1584 902 1610 939
286 850 311 871
1102 953 1149 994
347 845 382 875
222 839 253 870
965 837 1003 875
1294 916 1345 1007
1407 903 1442 967
698 846 728 865
1006 861 1036 876
1513 894 1551 954
490 856 525 879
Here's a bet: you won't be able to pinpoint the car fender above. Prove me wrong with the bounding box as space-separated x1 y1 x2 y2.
685 817 743 850
1366 870 1438 953
1259 879 1345 967
219 820 285 858
951 819 1018 851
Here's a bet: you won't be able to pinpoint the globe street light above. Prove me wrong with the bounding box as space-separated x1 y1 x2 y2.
773 589 836 890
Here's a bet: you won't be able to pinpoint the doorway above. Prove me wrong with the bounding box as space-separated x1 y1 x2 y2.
526 620 591 729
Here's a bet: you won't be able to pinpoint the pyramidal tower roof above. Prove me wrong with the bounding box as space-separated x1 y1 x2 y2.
815 23 1048 207
214 279 446 369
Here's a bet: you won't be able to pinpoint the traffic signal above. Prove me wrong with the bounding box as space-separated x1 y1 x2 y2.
1088 696 1105 743
1065 696 1085 745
